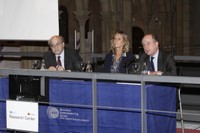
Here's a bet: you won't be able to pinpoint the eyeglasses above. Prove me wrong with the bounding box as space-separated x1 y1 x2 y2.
50 42 63 48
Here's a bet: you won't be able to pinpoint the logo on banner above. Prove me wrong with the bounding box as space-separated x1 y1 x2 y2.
47 106 59 119
46 106 90 123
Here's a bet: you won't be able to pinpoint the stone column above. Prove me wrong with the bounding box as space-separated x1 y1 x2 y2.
74 0 90 61
176 0 184 55
99 0 111 53
123 0 133 50
99 0 123 53
100 11 111 53
182 0 190 55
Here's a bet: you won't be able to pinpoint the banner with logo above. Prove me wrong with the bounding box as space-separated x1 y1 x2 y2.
39 105 93 133
37 79 176 133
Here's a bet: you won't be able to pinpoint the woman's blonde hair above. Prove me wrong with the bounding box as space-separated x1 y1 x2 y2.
109 31 130 53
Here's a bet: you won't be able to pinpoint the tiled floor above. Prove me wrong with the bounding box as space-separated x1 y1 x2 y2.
177 121 200 130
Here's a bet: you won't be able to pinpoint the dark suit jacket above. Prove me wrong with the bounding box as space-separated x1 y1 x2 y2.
43 47 83 71
103 52 135 73
139 50 177 75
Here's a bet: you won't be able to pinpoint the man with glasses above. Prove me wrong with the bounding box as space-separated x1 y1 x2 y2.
43 35 83 71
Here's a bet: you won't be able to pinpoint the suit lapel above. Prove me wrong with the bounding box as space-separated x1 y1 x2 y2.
50 52 57 66
157 51 164 71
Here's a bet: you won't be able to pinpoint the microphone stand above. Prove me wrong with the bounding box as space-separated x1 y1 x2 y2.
124 58 137 74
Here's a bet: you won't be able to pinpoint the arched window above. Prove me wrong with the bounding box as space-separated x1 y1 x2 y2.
59 5 69 43
132 26 144 54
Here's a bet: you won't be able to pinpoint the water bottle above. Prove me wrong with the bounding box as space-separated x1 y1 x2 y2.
40 59 46 70
86 61 92 72
141 62 148 75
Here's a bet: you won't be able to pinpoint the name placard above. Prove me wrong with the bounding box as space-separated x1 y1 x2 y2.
6 100 38 132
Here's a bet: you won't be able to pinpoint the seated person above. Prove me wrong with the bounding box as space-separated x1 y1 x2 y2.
43 35 83 71
103 31 136 73
139 33 176 75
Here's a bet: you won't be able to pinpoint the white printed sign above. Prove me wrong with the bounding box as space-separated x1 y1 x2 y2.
6 100 38 132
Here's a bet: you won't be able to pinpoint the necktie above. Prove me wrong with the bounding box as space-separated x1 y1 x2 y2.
150 57 155 71
57 56 62 66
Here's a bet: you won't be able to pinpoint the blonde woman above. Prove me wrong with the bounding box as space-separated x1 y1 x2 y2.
103 31 135 73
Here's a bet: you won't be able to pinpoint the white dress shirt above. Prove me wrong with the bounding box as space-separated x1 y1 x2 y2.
150 50 159 71
56 50 65 69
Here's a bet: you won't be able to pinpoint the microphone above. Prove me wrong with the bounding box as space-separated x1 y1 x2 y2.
124 57 137 67
124 57 137 74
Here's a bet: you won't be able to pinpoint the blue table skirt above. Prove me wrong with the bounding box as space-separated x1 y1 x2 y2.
45 79 176 133
0 78 176 133
0 78 8 132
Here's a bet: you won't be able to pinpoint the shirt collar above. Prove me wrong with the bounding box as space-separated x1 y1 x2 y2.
150 50 159 59
122 52 127 57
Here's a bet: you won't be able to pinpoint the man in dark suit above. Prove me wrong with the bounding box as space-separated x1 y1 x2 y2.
43 35 82 71
139 34 176 75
